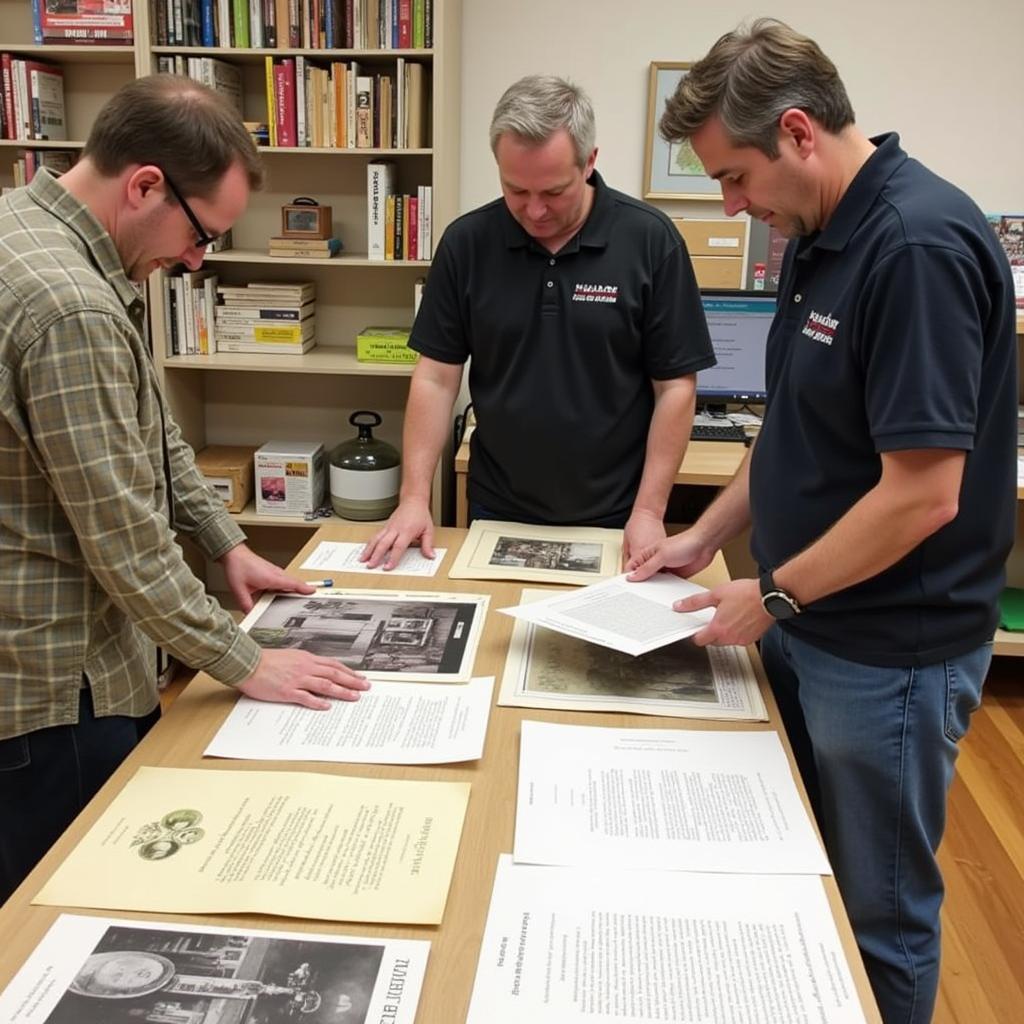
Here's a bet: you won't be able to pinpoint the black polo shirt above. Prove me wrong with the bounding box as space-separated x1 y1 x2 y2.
750 133 1018 666
410 169 714 525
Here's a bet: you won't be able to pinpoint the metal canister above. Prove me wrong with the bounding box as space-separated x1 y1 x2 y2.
328 411 400 521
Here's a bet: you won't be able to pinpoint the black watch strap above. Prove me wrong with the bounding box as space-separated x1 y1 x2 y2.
759 569 802 619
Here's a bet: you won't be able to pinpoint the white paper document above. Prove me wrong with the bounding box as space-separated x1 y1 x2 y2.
206 676 495 764
514 720 831 875
301 540 446 577
499 573 715 656
0 914 429 1024
466 856 867 1024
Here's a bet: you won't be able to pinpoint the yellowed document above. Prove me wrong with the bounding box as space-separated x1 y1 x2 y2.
33 766 470 924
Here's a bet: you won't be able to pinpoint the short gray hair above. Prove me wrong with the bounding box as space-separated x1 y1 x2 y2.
489 75 596 168
659 18 855 158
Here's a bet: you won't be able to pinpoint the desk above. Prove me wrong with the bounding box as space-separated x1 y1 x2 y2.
0 525 880 1023
454 438 747 528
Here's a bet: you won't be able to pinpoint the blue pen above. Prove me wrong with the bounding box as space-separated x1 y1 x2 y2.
306 579 334 588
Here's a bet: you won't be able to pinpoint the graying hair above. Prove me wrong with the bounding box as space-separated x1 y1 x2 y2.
659 18 855 158
489 75 596 168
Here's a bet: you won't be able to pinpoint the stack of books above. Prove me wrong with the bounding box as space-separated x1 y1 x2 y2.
268 236 342 259
155 56 243 115
215 282 317 355
1 55 66 141
32 0 134 45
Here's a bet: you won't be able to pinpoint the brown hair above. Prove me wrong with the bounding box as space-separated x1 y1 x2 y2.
83 74 263 198
660 18 855 157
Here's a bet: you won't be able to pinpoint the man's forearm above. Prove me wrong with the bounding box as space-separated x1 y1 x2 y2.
398 363 462 504
691 445 754 552
630 377 697 519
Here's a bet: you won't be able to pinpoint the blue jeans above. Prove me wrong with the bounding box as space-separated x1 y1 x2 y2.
0 687 160 905
760 626 990 1024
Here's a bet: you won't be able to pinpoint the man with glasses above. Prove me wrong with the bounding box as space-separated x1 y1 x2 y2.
0 75 369 904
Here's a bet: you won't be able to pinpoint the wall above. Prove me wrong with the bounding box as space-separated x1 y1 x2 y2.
459 0 1023 218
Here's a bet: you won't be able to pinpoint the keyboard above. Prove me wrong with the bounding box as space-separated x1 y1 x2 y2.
690 421 748 443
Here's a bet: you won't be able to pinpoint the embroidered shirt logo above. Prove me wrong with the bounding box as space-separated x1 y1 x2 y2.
572 282 619 304
801 309 839 346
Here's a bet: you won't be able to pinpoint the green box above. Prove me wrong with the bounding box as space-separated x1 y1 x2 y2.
356 327 417 364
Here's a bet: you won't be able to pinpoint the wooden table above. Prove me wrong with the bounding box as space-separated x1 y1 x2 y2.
454 438 748 528
0 524 881 1023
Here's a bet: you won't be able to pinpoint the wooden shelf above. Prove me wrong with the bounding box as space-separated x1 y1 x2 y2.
257 146 432 155
0 43 135 63
230 500 385 528
162 347 415 375
150 46 433 62
993 628 1024 657
203 249 429 267
0 138 84 148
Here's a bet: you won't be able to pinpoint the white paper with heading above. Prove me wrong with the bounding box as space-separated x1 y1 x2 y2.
301 540 446 577
499 573 715 656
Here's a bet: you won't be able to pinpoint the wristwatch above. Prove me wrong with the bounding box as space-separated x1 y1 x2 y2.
759 569 802 620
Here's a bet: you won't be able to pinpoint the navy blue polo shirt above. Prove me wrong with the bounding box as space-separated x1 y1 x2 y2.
750 133 1018 666
410 170 714 525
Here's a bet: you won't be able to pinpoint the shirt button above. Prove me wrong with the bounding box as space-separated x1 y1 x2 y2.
546 281 554 288
793 293 803 303
549 258 556 266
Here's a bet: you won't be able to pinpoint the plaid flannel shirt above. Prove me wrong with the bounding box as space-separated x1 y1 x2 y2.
0 169 261 741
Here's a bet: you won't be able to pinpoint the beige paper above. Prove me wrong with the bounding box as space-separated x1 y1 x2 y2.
34 766 470 924
448 520 622 585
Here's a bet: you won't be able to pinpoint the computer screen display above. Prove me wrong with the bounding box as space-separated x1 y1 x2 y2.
697 290 777 404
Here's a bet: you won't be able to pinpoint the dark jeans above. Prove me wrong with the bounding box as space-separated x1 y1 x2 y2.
0 688 160 906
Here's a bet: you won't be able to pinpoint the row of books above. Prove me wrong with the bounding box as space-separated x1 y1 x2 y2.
9 148 75 187
162 277 319 356
31 0 134 45
155 55 244 115
0 55 66 142
367 161 431 260
265 56 427 149
153 0 432 49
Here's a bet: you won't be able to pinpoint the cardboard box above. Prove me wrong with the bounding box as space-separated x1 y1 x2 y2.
356 326 418 364
195 445 257 514
255 441 326 516
690 255 745 289
672 218 747 256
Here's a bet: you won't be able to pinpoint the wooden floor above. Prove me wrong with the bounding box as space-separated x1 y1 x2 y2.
935 656 1024 1023
160 655 1023 1021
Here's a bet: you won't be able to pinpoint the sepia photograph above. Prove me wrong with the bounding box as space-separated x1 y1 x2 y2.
241 590 488 682
489 537 603 574
499 589 767 720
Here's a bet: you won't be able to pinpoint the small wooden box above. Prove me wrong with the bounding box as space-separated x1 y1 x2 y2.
281 202 333 239
195 445 257 513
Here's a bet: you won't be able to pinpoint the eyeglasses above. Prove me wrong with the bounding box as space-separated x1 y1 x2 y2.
161 170 219 249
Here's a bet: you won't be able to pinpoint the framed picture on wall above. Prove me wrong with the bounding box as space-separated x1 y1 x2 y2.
644 61 722 201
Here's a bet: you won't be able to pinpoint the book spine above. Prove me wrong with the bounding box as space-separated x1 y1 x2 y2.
407 194 418 261
1 55 14 141
265 57 277 147
355 75 372 148
394 192 404 261
248 0 263 47
263 0 276 47
295 55 307 148
398 0 411 48
280 59 297 147
200 0 216 45
384 194 395 261
30 0 43 43
421 183 431 259
233 0 250 47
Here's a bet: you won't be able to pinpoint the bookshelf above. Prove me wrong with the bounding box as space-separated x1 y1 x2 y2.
135 0 462 556
0 1 137 192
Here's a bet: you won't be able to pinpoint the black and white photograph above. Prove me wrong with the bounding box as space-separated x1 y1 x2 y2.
0 916 428 1024
240 590 489 682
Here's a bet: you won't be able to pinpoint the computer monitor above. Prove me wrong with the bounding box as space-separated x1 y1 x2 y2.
696 289 777 409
